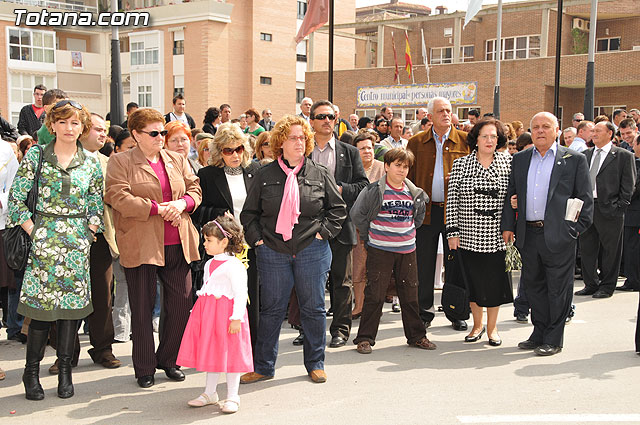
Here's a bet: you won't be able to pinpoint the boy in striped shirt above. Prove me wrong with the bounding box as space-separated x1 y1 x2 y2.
350 148 436 354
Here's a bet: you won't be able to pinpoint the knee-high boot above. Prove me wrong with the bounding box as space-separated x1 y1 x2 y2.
56 319 77 399
23 327 49 400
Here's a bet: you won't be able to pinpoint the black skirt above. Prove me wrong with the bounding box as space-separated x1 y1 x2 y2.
459 248 513 307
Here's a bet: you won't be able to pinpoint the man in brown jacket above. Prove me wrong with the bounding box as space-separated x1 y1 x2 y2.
407 97 470 330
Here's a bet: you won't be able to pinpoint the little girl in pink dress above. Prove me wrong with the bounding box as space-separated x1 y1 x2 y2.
177 216 253 414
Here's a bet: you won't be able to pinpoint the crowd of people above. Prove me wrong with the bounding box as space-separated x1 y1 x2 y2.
1 84 640 414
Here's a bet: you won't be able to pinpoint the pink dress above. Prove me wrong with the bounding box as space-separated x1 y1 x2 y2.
177 254 253 373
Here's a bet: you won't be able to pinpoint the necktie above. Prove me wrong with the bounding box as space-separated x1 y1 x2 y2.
590 148 602 189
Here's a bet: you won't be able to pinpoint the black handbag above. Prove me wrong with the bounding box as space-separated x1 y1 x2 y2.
441 250 471 321
4 145 44 271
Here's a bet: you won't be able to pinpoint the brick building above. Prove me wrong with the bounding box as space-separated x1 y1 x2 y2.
305 0 640 129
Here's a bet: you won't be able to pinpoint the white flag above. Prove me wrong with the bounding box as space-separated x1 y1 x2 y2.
464 0 484 28
421 28 430 83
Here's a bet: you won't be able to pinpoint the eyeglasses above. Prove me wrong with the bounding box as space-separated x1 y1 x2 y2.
203 147 209 152
53 100 82 110
222 145 245 156
312 113 336 121
287 135 305 142
261 142 270 147
139 130 168 138
478 135 498 141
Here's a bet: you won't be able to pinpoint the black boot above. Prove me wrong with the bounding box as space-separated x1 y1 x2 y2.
23 327 49 401
56 320 77 399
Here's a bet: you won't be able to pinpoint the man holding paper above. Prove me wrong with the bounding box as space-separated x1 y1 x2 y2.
501 112 593 356
575 121 636 298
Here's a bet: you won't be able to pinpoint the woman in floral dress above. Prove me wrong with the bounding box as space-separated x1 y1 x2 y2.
7 100 103 401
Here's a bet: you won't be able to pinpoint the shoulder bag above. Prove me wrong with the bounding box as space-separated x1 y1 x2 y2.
441 250 471 321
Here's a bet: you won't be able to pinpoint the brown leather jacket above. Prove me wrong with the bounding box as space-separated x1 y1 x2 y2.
407 125 469 225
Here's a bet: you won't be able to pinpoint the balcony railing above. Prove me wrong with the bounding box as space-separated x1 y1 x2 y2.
2 0 98 13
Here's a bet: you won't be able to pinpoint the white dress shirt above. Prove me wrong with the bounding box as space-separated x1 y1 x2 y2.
590 141 612 198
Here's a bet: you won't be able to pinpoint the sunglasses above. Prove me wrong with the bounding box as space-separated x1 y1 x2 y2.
261 142 270 147
312 113 336 121
53 100 82 110
140 130 168 137
222 145 245 156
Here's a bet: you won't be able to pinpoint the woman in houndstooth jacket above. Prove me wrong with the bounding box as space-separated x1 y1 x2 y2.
446 118 514 346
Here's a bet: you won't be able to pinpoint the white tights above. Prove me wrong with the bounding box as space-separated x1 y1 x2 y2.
205 372 241 402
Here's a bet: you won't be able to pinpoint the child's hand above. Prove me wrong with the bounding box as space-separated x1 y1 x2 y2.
228 320 241 334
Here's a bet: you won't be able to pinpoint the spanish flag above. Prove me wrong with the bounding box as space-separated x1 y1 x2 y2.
404 31 413 78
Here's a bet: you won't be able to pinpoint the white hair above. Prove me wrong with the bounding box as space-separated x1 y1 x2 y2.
530 111 559 131
563 127 577 135
427 97 452 115
333 104 340 113
301 97 313 104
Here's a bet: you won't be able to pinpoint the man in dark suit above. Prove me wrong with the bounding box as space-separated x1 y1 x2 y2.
619 134 640 292
309 100 368 347
258 109 275 131
575 121 636 298
502 112 593 356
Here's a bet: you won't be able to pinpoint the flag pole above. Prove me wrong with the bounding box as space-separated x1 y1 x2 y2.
553 0 564 120
421 28 430 84
583 0 597 120
493 0 502 119
328 0 334 102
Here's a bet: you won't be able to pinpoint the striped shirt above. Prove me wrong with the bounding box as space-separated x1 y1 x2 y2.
368 180 416 253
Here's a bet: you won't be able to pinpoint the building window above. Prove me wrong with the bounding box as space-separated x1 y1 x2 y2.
486 35 541 61
296 88 305 104
10 73 55 124
296 54 307 62
355 109 377 118
173 87 184 97
8 28 55 63
120 37 130 53
173 40 184 55
596 37 620 52
131 41 158 65
594 105 626 120
431 47 452 64
297 1 307 20
460 45 474 62
137 85 152 107
260 33 272 42
456 107 480 120
260 76 272 85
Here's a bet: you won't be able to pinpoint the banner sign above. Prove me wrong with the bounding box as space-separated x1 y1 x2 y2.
356 82 477 108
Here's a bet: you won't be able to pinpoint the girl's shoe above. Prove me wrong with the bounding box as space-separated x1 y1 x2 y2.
221 399 240 414
187 392 219 407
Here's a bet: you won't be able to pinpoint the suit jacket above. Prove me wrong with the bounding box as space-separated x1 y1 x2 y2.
195 163 258 227
407 125 469 225
321 141 369 245
258 119 274 131
625 157 640 226
584 145 636 217
105 147 202 268
500 144 593 253
164 112 196 129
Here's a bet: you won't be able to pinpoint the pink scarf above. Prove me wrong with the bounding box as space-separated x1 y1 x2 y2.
275 155 304 241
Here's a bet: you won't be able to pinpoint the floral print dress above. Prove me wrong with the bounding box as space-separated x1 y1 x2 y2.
7 141 104 321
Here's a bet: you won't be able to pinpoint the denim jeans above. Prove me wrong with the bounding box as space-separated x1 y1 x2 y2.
254 238 331 376
7 270 24 338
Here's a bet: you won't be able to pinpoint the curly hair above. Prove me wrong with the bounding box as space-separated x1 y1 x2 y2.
202 215 245 254
45 100 92 139
203 106 220 125
208 122 253 167
467 118 508 151
270 115 315 159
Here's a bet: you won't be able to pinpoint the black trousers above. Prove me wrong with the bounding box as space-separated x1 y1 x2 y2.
415 204 451 323
328 240 353 339
623 226 640 290
579 203 624 295
87 234 115 362
521 226 574 347
247 248 260 352
124 245 192 378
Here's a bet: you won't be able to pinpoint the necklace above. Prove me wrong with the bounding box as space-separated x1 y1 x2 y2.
224 165 243 175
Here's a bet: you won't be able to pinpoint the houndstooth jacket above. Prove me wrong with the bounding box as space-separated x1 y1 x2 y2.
446 151 512 252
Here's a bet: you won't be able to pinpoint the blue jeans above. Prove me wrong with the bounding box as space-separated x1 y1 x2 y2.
7 270 24 338
254 238 331 375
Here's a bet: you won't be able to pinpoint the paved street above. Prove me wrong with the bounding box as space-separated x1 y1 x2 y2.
1 274 640 425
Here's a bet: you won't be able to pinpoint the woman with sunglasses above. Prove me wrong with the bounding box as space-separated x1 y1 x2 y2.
194 122 260 348
105 108 201 388
253 131 273 165
240 115 346 385
7 100 103 400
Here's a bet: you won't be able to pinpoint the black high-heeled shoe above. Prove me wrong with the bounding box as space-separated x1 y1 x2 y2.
488 337 502 346
464 327 485 342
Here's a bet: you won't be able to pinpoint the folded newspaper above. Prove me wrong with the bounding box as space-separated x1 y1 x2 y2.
505 241 522 272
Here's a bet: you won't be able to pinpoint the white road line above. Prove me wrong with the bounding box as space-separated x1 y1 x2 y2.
457 414 640 423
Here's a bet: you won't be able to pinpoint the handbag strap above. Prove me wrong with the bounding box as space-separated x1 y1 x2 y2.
28 144 45 217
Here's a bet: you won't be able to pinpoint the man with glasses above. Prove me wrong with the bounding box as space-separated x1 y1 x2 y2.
258 109 274 131
18 84 47 137
572 112 585 127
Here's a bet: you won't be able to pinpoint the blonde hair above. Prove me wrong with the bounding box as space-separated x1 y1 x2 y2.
270 115 315 159
208 122 253 167
197 135 212 166
45 101 92 139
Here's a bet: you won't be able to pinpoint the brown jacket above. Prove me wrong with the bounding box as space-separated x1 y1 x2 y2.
407 125 469 225
105 147 202 268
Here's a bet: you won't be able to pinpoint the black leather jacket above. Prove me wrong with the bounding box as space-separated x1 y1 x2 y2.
241 158 347 255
